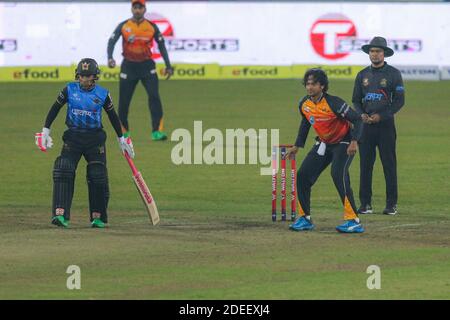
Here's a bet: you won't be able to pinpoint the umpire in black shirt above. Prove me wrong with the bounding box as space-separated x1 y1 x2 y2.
352 37 405 215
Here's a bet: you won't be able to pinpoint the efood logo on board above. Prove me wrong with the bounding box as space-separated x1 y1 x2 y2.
231 67 278 77
13 68 60 79
310 13 357 60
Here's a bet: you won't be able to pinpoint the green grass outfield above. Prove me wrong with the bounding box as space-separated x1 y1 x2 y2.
0 80 449 299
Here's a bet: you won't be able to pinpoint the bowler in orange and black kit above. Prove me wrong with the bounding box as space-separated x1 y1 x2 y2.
107 0 173 141
287 69 364 233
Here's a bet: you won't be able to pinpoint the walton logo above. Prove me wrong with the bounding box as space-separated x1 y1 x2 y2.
310 13 357 60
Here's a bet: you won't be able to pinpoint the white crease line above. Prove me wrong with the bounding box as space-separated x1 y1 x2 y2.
377 223 423 230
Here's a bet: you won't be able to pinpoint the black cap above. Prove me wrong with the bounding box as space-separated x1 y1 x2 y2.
361 36 394 57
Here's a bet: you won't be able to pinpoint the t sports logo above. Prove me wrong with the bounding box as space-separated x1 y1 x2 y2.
310 13 422 60
146 12 239 60
310 13 357 60
338 38 422 54
147 12 174 60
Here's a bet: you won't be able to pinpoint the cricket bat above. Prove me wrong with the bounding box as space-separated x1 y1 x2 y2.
124 152 160 225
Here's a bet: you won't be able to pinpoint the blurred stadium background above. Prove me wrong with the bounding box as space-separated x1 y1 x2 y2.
1 0 449 80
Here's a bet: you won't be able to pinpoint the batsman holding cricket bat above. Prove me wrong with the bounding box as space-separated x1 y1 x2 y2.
35 58 135 228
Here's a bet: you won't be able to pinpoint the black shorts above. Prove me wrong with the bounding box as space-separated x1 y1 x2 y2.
121 59 157 80
61 129 107 164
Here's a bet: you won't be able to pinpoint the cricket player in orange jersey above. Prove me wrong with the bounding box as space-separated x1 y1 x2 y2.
107 0 173 141
287 69 365 233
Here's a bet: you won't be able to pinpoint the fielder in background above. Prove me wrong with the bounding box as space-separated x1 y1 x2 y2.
353 37 405 216
287 69 364 233
107 0 173 141
35 58 135 228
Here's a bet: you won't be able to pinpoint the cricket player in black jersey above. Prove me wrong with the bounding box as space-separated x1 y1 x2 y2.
352 37 405 215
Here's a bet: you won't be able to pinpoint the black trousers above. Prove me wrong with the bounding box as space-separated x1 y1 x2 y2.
359 121 398 207
297 141 359 220
54 129 109 222
118 60 164 133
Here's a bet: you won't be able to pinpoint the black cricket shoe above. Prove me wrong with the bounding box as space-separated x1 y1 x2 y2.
383 206 398 215
357 204 373 214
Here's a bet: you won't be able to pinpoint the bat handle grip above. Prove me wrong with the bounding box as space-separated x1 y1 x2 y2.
124 152 138 176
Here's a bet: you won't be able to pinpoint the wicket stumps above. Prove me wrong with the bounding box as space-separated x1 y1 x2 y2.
272 144 296 222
